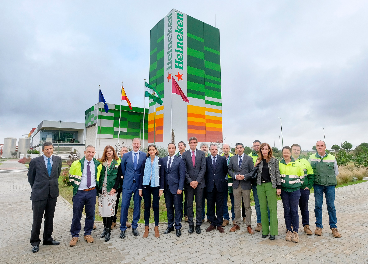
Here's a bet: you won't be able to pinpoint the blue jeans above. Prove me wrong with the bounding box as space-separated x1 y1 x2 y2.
223 191 235 221
70 189 96 237
314 185 337 229
281 189 301 232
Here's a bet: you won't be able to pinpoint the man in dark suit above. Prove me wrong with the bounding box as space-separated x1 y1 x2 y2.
182 137 206 234
161 143 185 237
119 138 146 238
205 144 228 233
228 143 255 234
28 142 62 253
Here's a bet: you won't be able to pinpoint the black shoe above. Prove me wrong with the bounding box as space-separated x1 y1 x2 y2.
176 229 181 237
43 240 60 245
164 227 174 234
188 225 194 234
195 226 201 234
120 230 126 239
269 235 275 240
132 228 139 236
100 228 107 238
32 245 39 253
105 229 111 242
262 234 268 238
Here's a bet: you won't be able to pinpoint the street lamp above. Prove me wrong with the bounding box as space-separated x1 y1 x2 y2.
58 120 62 154
278 117 283 148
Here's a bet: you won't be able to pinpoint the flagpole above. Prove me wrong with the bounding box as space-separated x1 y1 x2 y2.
171 75 173 143
118 82 122 144
143 79 146 151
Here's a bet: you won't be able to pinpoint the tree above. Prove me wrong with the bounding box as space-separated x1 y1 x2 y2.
243 146 252 155
341 141 352 152
312 146 316 151
331 145 340 152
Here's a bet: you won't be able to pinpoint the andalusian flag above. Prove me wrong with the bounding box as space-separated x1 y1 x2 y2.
145 82 163 105
121 85 132 110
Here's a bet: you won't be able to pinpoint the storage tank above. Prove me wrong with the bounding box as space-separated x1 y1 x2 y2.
3 137 17 158
18 138 31 157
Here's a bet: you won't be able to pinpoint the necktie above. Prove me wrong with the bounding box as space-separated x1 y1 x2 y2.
212 156 216 169
192 150 195 167
134 153 138 170
169 156 172 168
239 155 243 168
47 158 52 176
87 161 91 188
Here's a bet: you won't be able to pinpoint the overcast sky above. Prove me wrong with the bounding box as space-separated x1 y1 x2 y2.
1 0 368 150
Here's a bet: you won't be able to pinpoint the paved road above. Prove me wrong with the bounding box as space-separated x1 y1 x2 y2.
0 159 368 263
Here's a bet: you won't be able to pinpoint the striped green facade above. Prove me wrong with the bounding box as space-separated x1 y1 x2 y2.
85 104 148 140
186 15 221 107
149 18 165 107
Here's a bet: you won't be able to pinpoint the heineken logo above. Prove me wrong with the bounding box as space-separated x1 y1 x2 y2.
175 12 184 70
166 12 173 71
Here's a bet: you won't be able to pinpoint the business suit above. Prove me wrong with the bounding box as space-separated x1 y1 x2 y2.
161 155 185 229
228 154 254 227
182 149 206 227
28 155 62 246
205 155 228 227
119 151 146 231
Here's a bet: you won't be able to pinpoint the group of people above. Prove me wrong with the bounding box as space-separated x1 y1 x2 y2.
28 138 341 253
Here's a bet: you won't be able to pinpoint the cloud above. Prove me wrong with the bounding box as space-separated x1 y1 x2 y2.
1 0 368 151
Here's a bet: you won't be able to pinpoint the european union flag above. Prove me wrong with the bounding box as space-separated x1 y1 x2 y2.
98 89 109 113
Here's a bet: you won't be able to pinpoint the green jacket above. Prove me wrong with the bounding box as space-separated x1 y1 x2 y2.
97 159 120 193
249 151 258 165
309 153 338 186
295 158 314 189
69 157 102 196
279 158 304 192
221 153 233 193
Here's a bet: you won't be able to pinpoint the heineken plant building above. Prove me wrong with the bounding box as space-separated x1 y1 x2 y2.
85 103 148 157
148 9 223 145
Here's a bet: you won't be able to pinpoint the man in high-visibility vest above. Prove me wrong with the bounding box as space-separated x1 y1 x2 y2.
309 141 341 238
291 144 314 235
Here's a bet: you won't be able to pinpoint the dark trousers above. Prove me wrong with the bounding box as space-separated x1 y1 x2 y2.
186 185 204 226
202 188 207 220
142 185 160 226
207 187 224 227
165 189 183 229
281 189 301 233
112 189 121 223
299 188 310 226
30 196 57 246
120 188 141 231
103 217 112 229
183 189 188 217
70 188 96 237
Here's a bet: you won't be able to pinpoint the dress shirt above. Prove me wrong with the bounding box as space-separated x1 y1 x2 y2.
211 155 217 165
236 153 245 180
132 151 140 163
79 159 96 190
167 155 175 168
190 149 197 157
43 155 53 168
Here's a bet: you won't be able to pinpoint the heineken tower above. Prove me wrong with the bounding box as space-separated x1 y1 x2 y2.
148 9 222 145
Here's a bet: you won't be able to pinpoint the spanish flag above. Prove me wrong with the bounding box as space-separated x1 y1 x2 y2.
121 85 132 110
